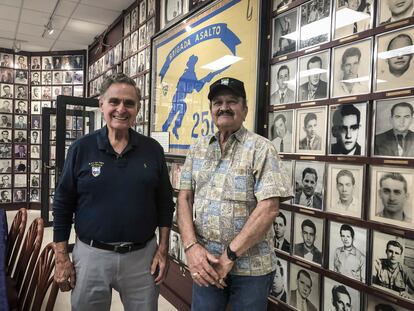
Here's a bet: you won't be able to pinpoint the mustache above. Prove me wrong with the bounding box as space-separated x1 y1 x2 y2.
217 110 234 116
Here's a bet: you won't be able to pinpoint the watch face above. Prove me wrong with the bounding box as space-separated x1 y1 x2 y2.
227 246 238 261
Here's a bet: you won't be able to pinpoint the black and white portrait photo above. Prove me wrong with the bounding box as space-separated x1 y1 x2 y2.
293 213 324 265
0 53 13 68
0 174 11 188
31 102 40 115
273 0 293 11
147 18 155 44
324 278 361 311
269 110 295 154
0 189 11 203
14 55 27 70
329 221 367 282
31 145 40 159
15 100 27 114
273 209 292 253
0 68 13 83
0 99 12 113
124 12 131 36
299 0 332 49
374 98 414 158
13 189 26 203
32 87 41 100
14 160 26 173
329 103 367 156
138 24 147 50
1 84 13 98
375 26 414 92
366 295 411 310
31 56 41 70
131 30 138 54
130 54 137 77
295 107 327 155
289 263 321 311
30 188 40 202
131 7 138 31
15 85 28 99
14 115 27 129
52 56 62 70
139 0 147 24
377 0 414 26
0 160 11 173
0 114 12 128
369 166 414 228
294 161 325 210
14 174 27 188
0 130 11 143
298 50 330 102
138 51 145 73
270 60 297 105
14 130 27 143
372 231 414 301
42 71 51 85
272 9 298 58
15 70 28 84
334 0 373 39
271 258 288 303
326 163 364 218
331 39 372 97
70 55 83 69
123 36 131 59
42 56 53 70
0 144 11 158
31 71 40 85
161 0 188 29
170 231 181 261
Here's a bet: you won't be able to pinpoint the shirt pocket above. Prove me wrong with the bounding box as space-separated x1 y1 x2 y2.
222 166 254 202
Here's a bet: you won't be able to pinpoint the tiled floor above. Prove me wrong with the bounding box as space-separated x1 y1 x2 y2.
6 209 178 311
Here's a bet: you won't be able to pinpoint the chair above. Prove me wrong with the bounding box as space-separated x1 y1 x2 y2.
21 242 59 311
6 208 28 276
7 217 44 310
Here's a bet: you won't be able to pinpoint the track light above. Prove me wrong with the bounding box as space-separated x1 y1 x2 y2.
46 21 54 35
12 41 21 53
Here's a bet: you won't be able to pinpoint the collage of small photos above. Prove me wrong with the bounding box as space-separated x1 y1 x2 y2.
0 51 84 204
268 0 414 309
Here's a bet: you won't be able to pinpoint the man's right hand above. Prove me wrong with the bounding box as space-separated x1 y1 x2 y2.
185 243 222 288
54 253 76 292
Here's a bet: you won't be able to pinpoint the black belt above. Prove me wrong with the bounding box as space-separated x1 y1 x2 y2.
79 236 152 254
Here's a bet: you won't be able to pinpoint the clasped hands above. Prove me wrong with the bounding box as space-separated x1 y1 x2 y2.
187 244 234 289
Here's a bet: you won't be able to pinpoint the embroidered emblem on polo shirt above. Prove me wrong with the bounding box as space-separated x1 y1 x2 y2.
89 161 104 177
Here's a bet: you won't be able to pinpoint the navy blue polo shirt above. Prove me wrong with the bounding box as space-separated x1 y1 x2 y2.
53 126 174 243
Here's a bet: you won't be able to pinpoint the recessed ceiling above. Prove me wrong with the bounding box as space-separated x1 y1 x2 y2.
0 0 136 52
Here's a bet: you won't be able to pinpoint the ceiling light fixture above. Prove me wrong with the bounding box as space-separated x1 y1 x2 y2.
46 21 54 35
42 0 62 38
12 40 21 53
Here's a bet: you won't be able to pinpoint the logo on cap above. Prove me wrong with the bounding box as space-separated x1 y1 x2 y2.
221 78 229 86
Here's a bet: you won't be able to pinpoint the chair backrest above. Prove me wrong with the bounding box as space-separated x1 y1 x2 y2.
6 208 27 276
21 242 59 311
12 217 44 297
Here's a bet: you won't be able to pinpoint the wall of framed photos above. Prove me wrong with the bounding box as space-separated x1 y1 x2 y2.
0 50 85 206
266 0 414 309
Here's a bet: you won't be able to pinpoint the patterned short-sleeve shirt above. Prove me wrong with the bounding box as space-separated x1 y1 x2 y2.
180 126 293 276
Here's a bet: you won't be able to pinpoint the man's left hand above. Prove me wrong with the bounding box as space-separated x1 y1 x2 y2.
150 246 169 285
213 252 235 287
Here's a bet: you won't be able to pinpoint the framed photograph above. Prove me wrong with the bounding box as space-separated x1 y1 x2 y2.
0 160 11 173
30 131 40 144
14 159 26 173
15 85 28 99
324 277 361 310
14 115 27 129
374 26 414 92
366 295 411 310
377 0 414 26
62 86 73 96
0 114 11 128
0 53 13 68
329 102 367 156
331 39 372 97
148 0 155 16
370 165 414 229
0 99 12 113
270 258 289 303
293 213 324 265
0 144 11 157
269 110 295 154
297 50 330 102
171 162 183 189
64 71 74 84
1 84 13 98
52 71 63 84
328 221 367 282
73 71 83 84
273 209 292 254
14 130 27 143
14 174 27 188
13 189 26 202
30 174 40 188
30 71 40 85
70 55 83 69
147 17 155 44
372 231 414 301
0 68 13 83
52 86 62 100
160 0 189 29
299 0 332 49
131 7 138 31
289 262 321 310
294 161 325 210
138 24 147 50
30 188 40 202
273 0 293 11
144 73 149 97
0 129 11 143
295 106 327 155
326 163 364 218
15 70 28 84
124 12 131 36
333 0 373 40
30 56 41 70
52 56 62 70
31 102 41 115
373 97 414 158
123 60 130 76
42 71 52 85
145 47 150 70
0 174 11 188
14 144 27 158
30 160 41 174
73 86 83 97
169 230 182 261
31 116 41 129
15 100 28 114
0 189 11 202
270 59 297 105
131 30 138 54
123 37 131 59
130 55 138 76
138 51 146 73
272 9 298 58
30 145 40 158
139 0 147 24
41 86 51 100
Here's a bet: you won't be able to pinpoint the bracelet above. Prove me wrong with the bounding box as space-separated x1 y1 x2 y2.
184 241 198 252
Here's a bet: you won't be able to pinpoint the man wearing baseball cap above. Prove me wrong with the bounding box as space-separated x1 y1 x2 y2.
177 77 293 310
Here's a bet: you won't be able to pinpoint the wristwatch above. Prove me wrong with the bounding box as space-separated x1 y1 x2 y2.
226 245 238 261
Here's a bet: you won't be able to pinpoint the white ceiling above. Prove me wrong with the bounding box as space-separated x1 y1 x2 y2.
0 0 136 52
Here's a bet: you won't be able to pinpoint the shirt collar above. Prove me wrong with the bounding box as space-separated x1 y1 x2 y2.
339 246 356 255
209 125 247 144
97 126 139 153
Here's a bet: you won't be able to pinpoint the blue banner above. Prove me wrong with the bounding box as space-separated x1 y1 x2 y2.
159 23 241 81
